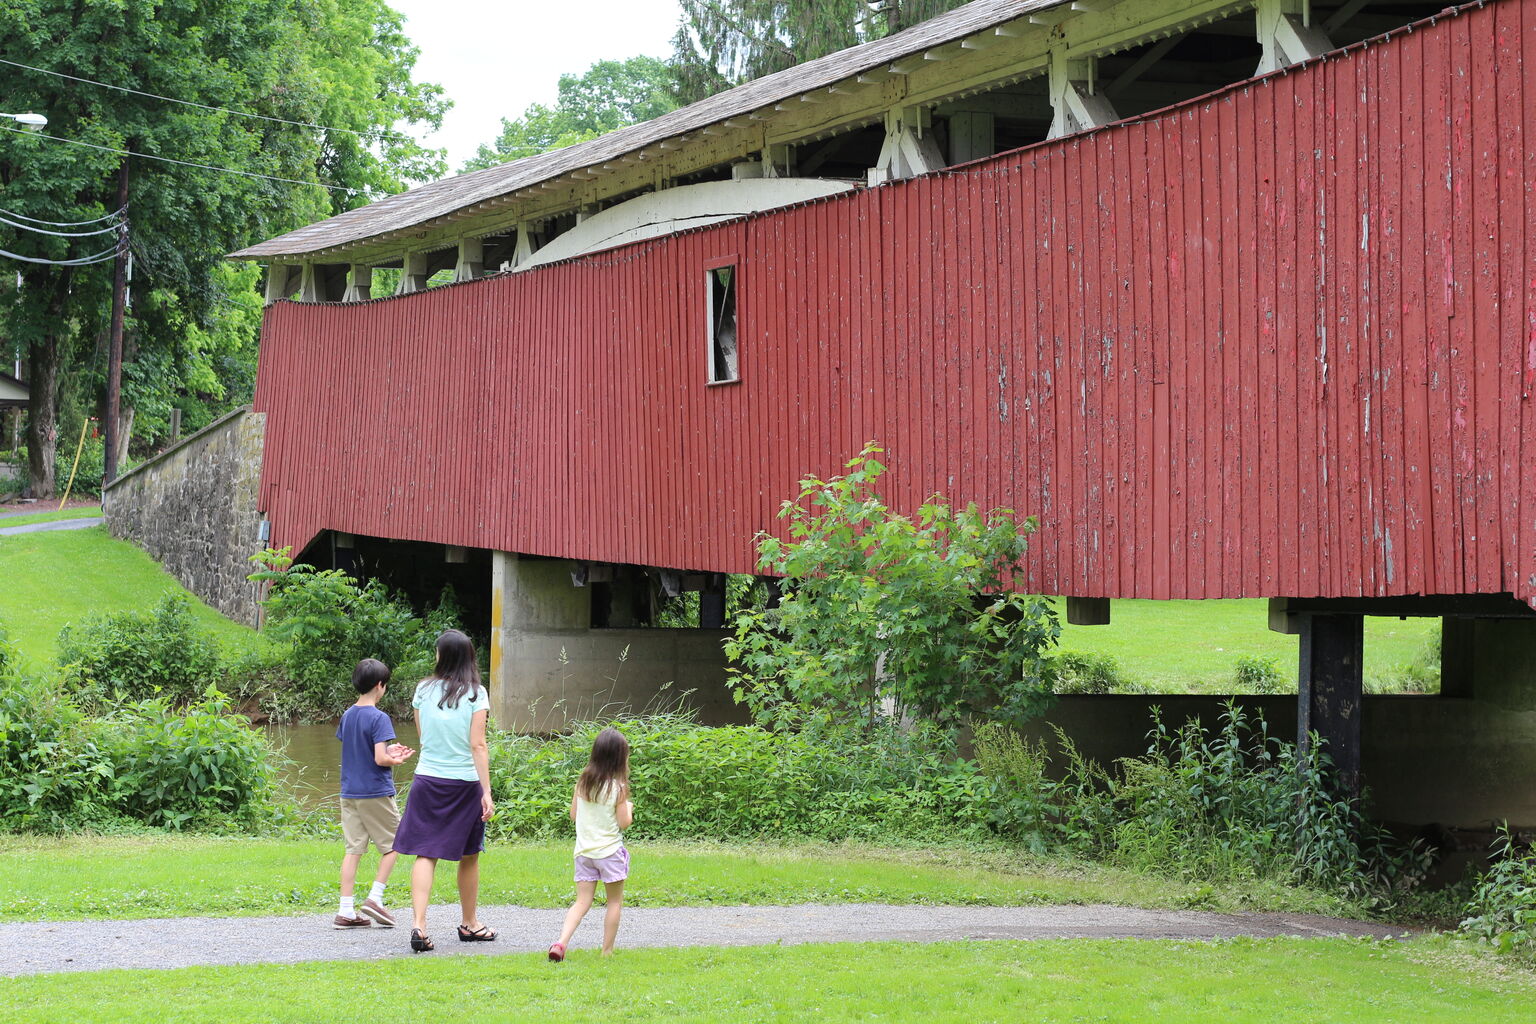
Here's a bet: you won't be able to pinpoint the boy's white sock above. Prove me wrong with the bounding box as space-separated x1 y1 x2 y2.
368 881 387 905
339 896 356 917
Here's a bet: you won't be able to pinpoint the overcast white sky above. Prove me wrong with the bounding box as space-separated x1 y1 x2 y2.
388 0 684 174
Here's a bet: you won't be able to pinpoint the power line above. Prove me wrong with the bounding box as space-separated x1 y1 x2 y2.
0 241 122 266
0 56 414 142
0 206 124 227
0 213 121 237
0 123 372 195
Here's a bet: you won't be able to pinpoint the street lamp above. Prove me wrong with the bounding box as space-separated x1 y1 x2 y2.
0 112 47 131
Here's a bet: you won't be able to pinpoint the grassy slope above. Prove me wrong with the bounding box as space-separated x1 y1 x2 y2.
1 938 1530 1024
0 526 263 667
1055 598 1439 691
0 836 1362 923
0 505 102 529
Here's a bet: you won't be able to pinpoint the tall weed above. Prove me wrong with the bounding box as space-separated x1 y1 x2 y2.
973 703 1423 897
486 714 988 844
1460 824 1536 957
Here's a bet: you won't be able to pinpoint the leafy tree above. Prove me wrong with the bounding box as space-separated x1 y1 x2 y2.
464 56 678 171
670 0 970 104
724 443 1060 739
0 0 447 496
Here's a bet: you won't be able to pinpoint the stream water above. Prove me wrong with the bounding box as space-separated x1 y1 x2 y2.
264 720 421 809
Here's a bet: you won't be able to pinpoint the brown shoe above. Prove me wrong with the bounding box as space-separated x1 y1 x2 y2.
359 898 397 927
332 914 372 929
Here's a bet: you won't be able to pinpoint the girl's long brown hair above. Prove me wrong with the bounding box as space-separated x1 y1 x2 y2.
577 727 630 803
429 629 482 709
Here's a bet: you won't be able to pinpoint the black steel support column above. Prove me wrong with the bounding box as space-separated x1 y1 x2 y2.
700 573 727 629
1297 613 1364 798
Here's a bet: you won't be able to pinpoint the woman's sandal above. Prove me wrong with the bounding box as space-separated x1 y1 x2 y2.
410 929 434 953
547 942 566 962
457 923 498 942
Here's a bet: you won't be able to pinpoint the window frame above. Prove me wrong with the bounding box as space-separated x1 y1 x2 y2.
704 255 741 386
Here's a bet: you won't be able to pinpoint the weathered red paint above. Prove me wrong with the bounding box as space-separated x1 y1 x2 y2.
254 0 1536 606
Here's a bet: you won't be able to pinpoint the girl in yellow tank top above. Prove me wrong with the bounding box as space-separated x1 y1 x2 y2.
548 727 633 960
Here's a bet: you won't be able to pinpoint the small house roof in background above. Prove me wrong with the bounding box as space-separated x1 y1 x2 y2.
0 372 28 408
231 0 1065 261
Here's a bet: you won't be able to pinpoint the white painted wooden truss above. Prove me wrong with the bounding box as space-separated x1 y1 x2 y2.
1254 0 1333 75
868 105 945 185
396 252 429 295
454 238 484 282
343 264 372 302
1047 48 1117 139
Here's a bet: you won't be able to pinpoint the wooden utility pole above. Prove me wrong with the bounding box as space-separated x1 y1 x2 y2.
103 156 129 485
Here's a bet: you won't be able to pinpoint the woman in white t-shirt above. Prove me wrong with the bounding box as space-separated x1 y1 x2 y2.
390 630 496 952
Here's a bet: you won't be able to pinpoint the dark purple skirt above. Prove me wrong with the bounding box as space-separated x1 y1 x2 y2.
392 775 486 861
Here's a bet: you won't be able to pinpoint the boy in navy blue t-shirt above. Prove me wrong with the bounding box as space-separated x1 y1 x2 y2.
334 659 414 929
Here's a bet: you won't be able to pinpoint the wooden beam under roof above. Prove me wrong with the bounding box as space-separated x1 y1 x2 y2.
234 0 1286 267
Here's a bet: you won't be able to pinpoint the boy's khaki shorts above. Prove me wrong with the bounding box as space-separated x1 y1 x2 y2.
340 795 400 855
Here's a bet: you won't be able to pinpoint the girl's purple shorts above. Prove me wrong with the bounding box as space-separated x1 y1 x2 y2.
574 845 629 883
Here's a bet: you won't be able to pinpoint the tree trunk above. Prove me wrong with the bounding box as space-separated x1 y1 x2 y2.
113 405 134 469
23 271 74 499
24 333 59 498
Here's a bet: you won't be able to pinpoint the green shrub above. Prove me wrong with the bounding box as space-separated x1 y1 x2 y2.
1052 651 1140 694
1231 654 1285 694
57 594 221 706
0 619 14 678
0 675 98 830
0 677 282 832
94 693 280 830
485 714 990 844
1460 825 1536 957
248 548 464 721
726 443 1059 738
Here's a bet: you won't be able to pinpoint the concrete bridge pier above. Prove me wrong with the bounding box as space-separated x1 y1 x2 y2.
488 551 741 733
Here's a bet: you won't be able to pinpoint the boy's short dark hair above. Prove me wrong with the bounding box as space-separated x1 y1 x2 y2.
352 658 391 694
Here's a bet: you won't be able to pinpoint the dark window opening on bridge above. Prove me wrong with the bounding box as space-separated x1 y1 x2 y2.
938 82 1053 162
1320 1 1459 48
1101 11 1263 121
708 265 739 383
797 124 887 178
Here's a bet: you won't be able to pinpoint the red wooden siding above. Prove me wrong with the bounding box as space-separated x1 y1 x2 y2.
254 0 1536 606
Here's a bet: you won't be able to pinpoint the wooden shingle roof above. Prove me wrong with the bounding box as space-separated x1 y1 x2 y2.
232 0 1068 260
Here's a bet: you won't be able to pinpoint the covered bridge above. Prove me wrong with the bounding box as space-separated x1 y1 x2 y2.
224 0 1536 824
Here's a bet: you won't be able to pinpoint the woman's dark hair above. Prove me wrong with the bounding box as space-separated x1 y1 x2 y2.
429 629 482 709
577 727 630 803
352 658 391 694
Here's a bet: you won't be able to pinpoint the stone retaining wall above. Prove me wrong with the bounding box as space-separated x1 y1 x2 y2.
102 407 266 626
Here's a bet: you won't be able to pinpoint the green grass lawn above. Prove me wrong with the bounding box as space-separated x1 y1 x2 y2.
1 937 1529 1024
1055 598 1440 692
0 836 1362 923
0 526 264 667
0 505 102 529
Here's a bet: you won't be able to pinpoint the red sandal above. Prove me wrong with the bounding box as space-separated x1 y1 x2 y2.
547 942 566 962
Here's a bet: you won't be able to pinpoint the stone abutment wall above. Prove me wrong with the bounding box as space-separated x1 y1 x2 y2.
103 407 266 626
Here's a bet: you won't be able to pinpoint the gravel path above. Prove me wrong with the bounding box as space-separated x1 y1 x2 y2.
0 904 1404 976
0 516 103 536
